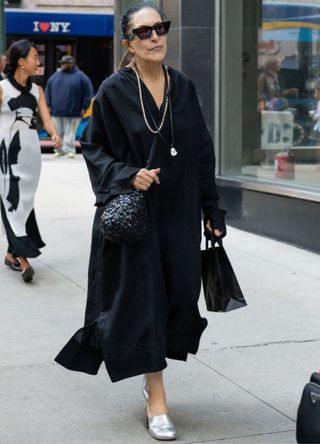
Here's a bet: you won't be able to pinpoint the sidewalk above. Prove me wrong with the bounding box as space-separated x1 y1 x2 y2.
1 154 320 444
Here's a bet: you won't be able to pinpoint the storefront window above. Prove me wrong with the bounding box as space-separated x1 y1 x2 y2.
36 43 45 76
220 0 320 193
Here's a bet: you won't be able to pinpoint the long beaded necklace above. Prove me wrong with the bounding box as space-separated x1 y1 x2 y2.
133 65 178 157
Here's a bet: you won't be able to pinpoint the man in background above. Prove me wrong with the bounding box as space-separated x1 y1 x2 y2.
45 55 93 158
0 54 7 80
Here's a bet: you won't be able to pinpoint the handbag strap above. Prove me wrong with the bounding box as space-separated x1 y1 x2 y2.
205 235 223 250
146 133 158 169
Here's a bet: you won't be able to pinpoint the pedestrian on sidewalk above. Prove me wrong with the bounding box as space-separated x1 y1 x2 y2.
45 55 93 159
309 82 320 143
0 53 7 80
0 39 61 282
55 1 226 440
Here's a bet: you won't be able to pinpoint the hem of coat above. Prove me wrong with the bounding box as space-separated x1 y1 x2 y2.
166 316 208 361
106 359 167 383
165 350 188 361
54 323 168 382
54 324 103 376
55 314 208 382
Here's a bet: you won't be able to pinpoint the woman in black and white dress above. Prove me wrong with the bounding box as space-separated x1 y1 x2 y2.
0 40 61 282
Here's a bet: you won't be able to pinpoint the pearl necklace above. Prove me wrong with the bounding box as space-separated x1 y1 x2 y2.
133 68 169 135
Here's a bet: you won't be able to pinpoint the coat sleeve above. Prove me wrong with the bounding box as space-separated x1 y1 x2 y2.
80 84 140 206
191 82 226 234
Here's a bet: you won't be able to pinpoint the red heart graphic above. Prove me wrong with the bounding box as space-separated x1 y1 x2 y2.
39 22 50 32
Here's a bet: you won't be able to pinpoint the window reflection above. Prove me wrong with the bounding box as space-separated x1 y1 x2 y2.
252 0 320 187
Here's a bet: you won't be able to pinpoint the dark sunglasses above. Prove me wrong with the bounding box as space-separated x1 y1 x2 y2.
126 21 171 41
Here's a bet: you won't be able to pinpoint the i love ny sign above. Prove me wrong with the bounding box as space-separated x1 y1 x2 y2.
33 21 71 33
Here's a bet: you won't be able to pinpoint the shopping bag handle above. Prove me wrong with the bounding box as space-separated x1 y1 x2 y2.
205 235 223 250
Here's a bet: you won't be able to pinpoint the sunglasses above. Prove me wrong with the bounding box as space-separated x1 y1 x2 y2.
126 21 171 41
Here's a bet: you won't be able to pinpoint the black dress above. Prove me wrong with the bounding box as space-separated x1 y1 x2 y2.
55 67 226 382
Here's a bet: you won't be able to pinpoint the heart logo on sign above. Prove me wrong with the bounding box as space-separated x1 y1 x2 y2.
39 22 50 32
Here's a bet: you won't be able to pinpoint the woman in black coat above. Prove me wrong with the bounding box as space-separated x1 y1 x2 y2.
55 1 226 440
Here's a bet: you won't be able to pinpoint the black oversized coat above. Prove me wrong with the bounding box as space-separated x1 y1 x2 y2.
55 67 226 382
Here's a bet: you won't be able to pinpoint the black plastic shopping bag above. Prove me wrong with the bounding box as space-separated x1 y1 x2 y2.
201 238 247 312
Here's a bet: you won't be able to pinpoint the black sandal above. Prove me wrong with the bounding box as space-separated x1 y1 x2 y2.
21 265 35 283
4 257 21 272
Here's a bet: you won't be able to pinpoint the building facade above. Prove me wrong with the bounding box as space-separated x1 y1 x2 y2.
8 0 113 12
5 0 115 91
115 0 320 253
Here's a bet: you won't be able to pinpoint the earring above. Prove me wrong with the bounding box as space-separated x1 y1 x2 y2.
20 65 24 69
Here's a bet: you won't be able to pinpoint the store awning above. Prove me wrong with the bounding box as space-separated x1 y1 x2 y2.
6 8 114 37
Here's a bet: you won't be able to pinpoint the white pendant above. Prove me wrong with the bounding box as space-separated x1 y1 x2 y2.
170 146 178 157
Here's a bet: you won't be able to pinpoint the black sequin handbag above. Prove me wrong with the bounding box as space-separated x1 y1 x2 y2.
100 136 158 245
100 190 147 245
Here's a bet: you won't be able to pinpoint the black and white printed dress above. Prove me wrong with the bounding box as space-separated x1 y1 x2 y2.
0 77 45 257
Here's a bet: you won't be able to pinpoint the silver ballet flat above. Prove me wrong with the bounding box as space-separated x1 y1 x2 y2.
142 376 149 401
146 413 177 441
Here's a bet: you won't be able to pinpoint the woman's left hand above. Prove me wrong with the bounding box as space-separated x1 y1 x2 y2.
51 134 62 149
205 220 223 238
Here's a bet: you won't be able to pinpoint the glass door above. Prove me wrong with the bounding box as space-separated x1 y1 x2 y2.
31 38 75 84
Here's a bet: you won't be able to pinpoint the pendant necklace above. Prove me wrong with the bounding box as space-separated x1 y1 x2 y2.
134 65 178 157
167 77 177 157
164 66 178 157
170 147 178 157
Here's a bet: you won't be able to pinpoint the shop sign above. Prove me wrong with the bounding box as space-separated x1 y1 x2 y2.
6 9 114 37
33 21 71 33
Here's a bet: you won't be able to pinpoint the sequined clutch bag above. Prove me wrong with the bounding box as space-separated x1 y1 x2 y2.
100 190 147 245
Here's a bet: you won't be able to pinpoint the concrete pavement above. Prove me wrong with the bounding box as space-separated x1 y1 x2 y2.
1 154 320 444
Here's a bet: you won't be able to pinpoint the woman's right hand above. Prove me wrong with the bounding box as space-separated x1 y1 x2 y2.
132 168 160 191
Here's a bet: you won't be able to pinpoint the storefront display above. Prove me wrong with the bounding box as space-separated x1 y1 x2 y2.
256 1 320 190
220 0 320 194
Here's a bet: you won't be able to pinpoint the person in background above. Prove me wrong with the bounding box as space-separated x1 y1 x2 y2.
45 55 93 158
0 40 61 282
258 55 298 111
309 82 320 148
0 53 7 80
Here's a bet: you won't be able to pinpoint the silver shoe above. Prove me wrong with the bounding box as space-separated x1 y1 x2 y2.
142 376 149 401
146 413 177 441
